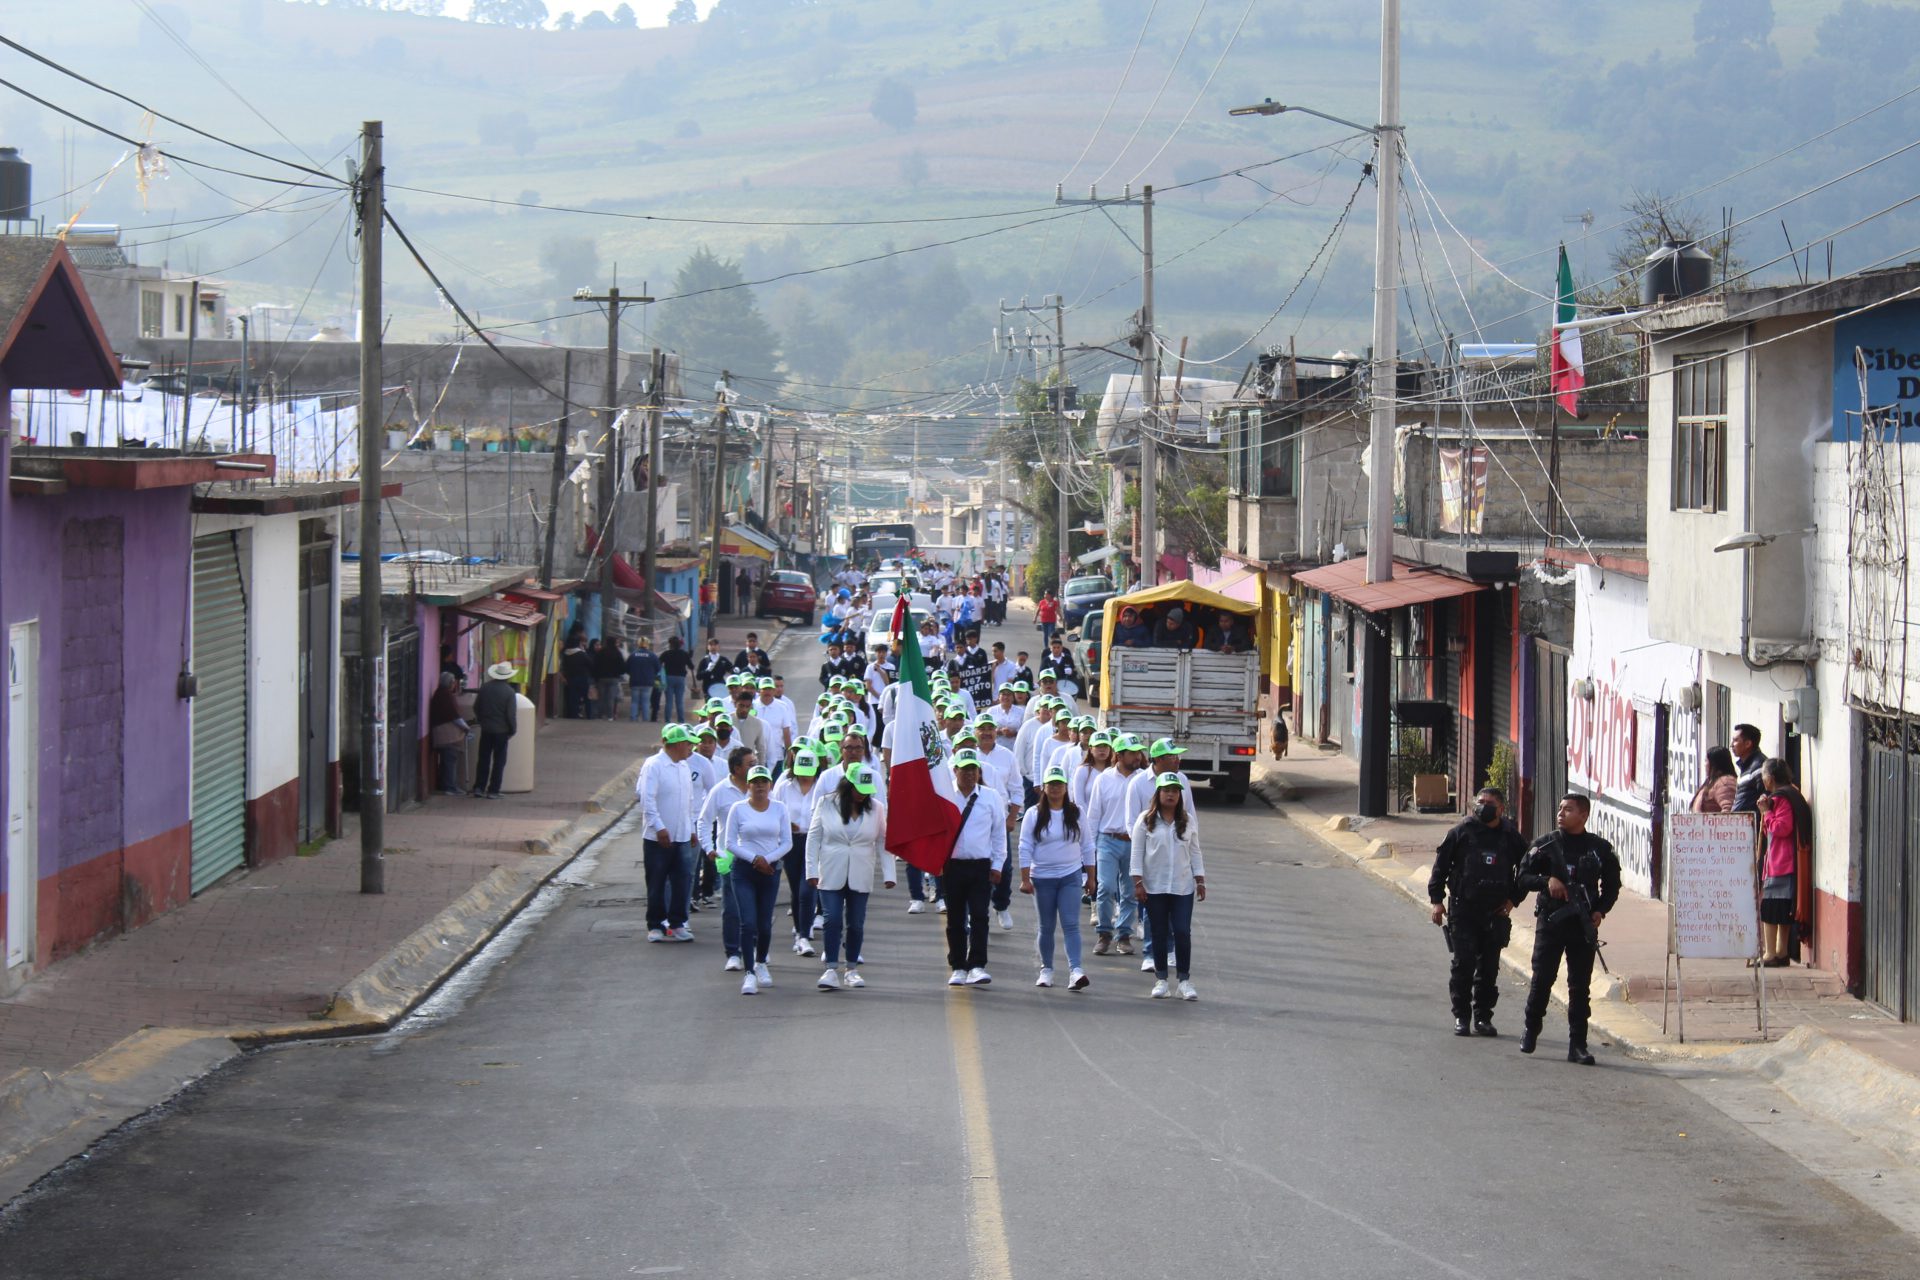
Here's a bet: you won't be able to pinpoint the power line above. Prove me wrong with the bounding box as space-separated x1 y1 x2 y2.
1088 0 1212 189
1060 0 1163 186
1127 0 1260 186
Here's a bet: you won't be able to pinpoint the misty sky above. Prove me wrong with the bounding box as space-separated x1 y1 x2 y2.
446 0 713 23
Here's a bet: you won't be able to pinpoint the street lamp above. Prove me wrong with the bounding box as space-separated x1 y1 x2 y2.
1231 0 1401 818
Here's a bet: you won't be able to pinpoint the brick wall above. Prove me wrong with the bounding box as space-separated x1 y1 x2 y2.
57 517 125 874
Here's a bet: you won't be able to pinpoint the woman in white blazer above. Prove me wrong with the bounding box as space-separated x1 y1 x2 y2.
806 763 895 990
1130 773 1208 1001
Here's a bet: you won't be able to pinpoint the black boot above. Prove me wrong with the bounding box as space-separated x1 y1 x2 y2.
1568 1042 1595 1066
1520 1027 1538 1054
1473 1018 1497 1037
1453 1017 1472 1037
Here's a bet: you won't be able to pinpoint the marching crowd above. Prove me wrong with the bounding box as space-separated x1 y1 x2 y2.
634 628 1209 1001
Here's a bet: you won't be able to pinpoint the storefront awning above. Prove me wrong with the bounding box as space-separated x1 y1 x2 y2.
454 596 545 629
1292 557 1485 613
719 523 777 561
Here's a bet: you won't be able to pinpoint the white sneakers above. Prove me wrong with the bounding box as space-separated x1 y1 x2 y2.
753 962 773 988
792 935 817 957
997 910 1013 930
935 899 948 914
907 900 926 914
948 969 967 986
1141 957 1155 972
741 971 759 995
1036 967 1055 988
647 928 666 943
724 955 744 972
818 968 842 990
1179 980 1199 1001
845 969 866 989
1151 979 1171 999
811 914 825 937
965 967 992 986
1069 968 1089 991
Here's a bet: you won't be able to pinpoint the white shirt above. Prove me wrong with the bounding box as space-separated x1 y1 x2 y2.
696 777 748 854
806 802 894 893
1127 768 1199 836
722 798 793 864
1036 735 1080 784
686 749 718 816
988 701 1025 740
1070 761 1103 809
816 759 887 813
1130 809 1206 894
1014 715 1053 781
878 679 903 722
770 775 821 831
638 750 695 842
949 783 1007 860
755 697 798 752
1018 804 1096 877
982 743 1022 812
1088 766 1139 836
865 662 890 699
992 660 1020 691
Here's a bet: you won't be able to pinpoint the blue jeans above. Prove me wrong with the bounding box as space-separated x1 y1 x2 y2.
1143 892 1194 979
1041 622 1056 648
782 833 815 938
818 887 869 965
718 863 741 956
731 861 782 965
643 839 691 931
1095 833 1137 939
1033 871 1085 971
663 675 687 722
906 864 940 902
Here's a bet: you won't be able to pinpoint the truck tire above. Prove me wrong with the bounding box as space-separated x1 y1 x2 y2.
1216 762 1251 804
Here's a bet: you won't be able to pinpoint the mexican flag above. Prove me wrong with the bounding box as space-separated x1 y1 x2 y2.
883 598 962 874
1550 244 1585 418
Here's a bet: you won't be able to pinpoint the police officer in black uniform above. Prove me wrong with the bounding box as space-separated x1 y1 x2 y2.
1428 786 1526 1038
1516 792 1622 1064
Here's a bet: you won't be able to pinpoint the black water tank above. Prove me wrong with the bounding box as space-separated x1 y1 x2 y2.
1641 237 1714 304
0 147 28 221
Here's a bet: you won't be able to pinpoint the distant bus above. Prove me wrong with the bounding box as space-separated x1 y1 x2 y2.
849 521 917 564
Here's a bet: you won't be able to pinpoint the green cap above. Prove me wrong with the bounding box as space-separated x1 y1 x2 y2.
757 676 776 690
846 763 878 795
661 723 694 745
792 751 820 777
843 722 869 739
1089 729 1114 748
1120 733 1147 753
1073 715 1095 731
1038 668 1058 681
713 713 735 729
1149 737 1187 758
953 730 978 747
746 765 772 782
1010 681 1031 693
821 723 846 742
1042 765 1070 785
952 749 983 770
975 713 999 730
727 673 750 687
694 724 717 741
1155 771 1185 789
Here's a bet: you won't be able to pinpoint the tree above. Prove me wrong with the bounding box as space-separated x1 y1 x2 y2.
554 10 575 28
667 0 697 23
869 78 918 132
655 247 782 383
580 8 614 28
1694 0 1773 51
779 296 849 383
471 0 548 26
612 3 636 25
899 149 930 189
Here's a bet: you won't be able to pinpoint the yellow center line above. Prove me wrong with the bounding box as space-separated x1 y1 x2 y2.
947 991 1014 1280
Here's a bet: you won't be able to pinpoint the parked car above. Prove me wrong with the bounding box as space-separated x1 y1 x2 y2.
758 569 818 624
1061 574 1118 633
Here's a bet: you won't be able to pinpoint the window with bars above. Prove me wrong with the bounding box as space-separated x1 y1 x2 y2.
140 290 164 339
1671 351 1728 512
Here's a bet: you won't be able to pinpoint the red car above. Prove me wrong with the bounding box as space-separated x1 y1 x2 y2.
757 569 817 625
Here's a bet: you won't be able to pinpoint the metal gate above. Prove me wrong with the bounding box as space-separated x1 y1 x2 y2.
1531 641 1568 838
191 533 249 893
1864 717 1920 1019
297 524 333 843
386 630 421 809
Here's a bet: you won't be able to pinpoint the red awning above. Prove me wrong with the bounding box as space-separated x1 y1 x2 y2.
455 596 545 630
1292 557 1485 613
505 585 565 603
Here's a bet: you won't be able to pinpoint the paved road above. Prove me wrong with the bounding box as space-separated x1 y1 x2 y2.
1 638 1910 1278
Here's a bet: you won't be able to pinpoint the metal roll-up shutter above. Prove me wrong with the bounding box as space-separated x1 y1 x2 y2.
1489 598 1514 753
191 533 249 893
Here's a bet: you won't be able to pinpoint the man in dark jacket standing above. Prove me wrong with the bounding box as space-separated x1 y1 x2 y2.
626 637 663 722
1730 723 1767 812
593 636 627 720
696 638 733 700
1517 792 1622 1064
560 638 594 719
471 662 520 799
1429 787 1527 1037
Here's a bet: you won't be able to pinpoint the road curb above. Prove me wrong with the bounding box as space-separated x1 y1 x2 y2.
1254 770 1920 1167
0 777 641 1208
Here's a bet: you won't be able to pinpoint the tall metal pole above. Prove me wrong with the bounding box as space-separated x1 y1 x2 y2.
355 120 385 895
599 288 621 632
236 315 250 452
529 352 572 716
1053 297 1071 591
1139 186 1158 587
641 348 665 632
706 371 731 639
1358 0 1401 817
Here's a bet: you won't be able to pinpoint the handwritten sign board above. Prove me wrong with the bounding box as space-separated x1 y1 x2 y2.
1667 811 1758 959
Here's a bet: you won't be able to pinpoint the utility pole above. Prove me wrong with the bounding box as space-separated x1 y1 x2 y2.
641 348 666 635
760 412 775 528
705 371 732 640
236 315 250 452
530 350 572 707
1053 296 1071 590
355 120 384 896
1139 185 1158 587
574 284 652 635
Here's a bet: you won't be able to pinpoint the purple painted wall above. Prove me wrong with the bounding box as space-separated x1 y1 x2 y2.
0 401 195 882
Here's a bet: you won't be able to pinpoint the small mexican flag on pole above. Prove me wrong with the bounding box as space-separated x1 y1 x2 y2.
1550 243 1586 418
883 599 963 874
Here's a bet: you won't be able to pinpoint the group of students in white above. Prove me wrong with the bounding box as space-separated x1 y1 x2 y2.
635 664 1209 1001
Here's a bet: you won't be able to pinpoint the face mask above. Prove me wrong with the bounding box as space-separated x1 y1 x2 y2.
1475 802 1499 825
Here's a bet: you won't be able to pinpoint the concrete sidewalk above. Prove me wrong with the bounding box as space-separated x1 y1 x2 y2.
0 613 793 1202
1254 742 1920 1165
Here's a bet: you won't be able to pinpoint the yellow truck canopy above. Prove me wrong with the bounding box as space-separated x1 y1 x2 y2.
1096 580 1259 697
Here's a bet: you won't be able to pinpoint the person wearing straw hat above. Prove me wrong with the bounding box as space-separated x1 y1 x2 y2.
724 765 791 995
1131 772 1207 1000
945 750 1008 987
1020 764 1095 991
470 661 520 800
772 749 823 957
639 724 699 943
806 762 894 990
